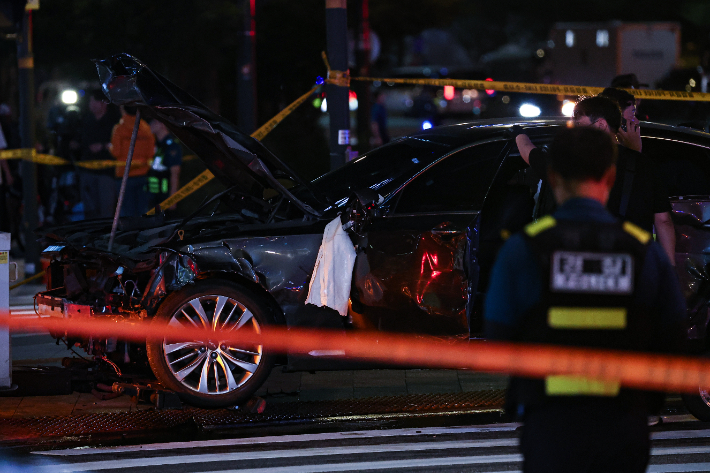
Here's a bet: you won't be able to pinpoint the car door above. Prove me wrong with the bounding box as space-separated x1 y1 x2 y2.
642 132 710 345
350 140 508 338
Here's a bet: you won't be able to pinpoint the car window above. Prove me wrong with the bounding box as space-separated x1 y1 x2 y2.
643 137 710 196
393 141 506 213
294 137 455 212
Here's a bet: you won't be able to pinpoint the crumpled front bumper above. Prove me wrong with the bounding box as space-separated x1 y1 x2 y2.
35 290 94 319
35 290 145 320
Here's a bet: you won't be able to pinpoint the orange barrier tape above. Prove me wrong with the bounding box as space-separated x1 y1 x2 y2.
1 309 708 394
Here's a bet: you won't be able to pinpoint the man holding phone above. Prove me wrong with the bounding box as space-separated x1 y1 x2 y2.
513 95 675 265
600 87 642 152
600 88 675 266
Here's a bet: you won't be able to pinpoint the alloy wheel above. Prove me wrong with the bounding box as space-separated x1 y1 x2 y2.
163 294 262 395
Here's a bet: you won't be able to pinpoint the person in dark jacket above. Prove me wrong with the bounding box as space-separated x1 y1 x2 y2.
79 89 120 219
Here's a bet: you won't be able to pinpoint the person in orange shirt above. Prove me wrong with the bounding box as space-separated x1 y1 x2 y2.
110 105 155 217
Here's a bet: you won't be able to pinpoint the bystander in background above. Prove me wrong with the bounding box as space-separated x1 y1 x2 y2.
147 119 182 213
600 87 676 265
0 104 22 249
79 90 119 219
110 105 154 217
370 90 389 147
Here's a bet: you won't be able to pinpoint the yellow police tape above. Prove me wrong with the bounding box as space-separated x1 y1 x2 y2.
145 168 214 215
9 69 709 217
351 76 710 102
1 147 198 165
146 84 321 214
8 271 43 291
251 85 321 142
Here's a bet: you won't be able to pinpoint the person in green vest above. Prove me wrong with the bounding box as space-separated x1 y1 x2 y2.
147 119 182 212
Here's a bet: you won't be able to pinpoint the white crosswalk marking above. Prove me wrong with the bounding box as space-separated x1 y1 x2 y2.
40 440 520 472
648 464 710 473
201 455 525 473
35 424 520 456
31 422 710 473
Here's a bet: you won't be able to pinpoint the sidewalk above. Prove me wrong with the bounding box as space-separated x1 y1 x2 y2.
0 369 508 419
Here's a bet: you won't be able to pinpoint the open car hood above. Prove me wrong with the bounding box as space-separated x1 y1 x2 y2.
95 53 323 220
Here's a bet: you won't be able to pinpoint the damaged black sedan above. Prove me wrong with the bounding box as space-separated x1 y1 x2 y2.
35 54 710 413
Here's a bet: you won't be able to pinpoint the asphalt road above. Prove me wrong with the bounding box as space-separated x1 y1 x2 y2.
9 418 710 472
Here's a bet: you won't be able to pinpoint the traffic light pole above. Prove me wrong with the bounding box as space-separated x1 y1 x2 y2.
325 0 349 171
17 8 39 273
354 0 371 154
237 0 257 134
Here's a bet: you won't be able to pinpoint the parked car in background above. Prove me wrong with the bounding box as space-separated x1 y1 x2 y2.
34 55 710 418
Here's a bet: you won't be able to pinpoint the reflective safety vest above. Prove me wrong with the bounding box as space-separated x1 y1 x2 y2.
147 137 180 197
512 215 654 407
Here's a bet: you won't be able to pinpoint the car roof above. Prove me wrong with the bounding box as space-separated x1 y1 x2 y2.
408 117 710 147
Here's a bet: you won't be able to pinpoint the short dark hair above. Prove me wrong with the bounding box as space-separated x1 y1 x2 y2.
600 87 635 111
573 95 622 132
90 89 107 102
548 127 617 181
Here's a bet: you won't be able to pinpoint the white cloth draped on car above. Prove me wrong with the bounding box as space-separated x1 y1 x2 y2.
306 216 357 316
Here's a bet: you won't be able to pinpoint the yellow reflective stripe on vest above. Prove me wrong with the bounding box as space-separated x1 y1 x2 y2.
524 215 556 237
623 221 651 244
548 307 627 329
546 375 620 396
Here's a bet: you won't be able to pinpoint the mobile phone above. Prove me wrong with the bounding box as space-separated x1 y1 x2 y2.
620 117 628 132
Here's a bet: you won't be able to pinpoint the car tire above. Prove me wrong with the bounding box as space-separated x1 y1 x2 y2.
681 351 710 422
146 280 275 408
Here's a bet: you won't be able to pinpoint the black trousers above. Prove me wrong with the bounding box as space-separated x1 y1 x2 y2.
520 401 650 473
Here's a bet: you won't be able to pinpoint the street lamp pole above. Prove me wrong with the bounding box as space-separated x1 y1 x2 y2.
17 6 38 273
237 0 257 134
354 0 371 153
325 0 349 170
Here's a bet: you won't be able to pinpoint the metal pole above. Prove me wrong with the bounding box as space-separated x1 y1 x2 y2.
354 0 372 154
17 9 39 273
108 109 141 252
0 232 11 390
237 0 257 134
325 0 350 170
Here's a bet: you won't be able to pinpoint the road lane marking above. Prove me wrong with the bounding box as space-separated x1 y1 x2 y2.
35 423 521 456
42 440 522 471
651 446 710 456
201 455 524 473
652 428 710 440
39 442 710 472
648 464 710 472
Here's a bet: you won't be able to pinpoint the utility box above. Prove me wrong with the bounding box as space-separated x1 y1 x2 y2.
0 232 10 389
547 21 681 88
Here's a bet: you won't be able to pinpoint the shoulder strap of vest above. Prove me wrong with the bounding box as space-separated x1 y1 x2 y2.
524 215 557 237
524 215 651 245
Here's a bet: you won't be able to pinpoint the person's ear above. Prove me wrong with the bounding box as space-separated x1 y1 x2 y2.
603 165 616 188
547 169 559 188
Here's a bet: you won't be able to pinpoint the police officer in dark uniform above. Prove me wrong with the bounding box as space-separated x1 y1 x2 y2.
147 119 182 211
484 127 686 473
